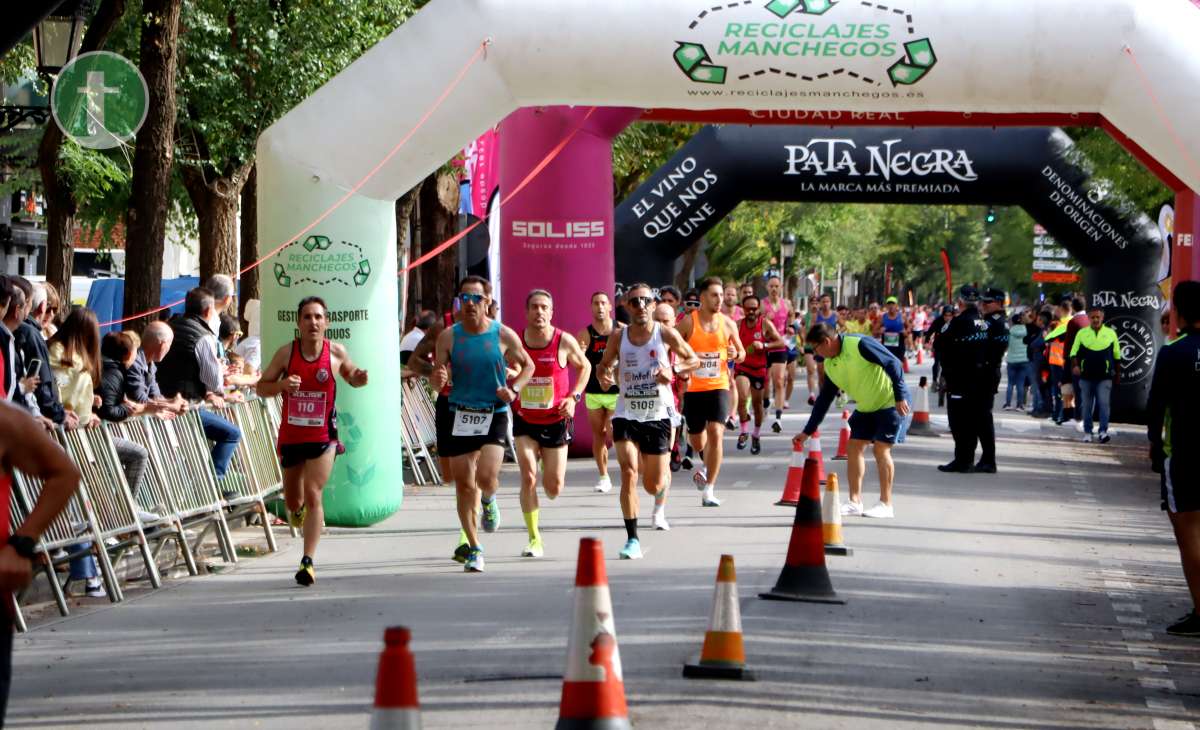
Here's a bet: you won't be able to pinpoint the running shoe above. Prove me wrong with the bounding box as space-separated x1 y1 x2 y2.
841 500 865 517
618 538 643 560
670 450 682 473
764 397 771 410
136 509 162 524
807 395 816 406
937 462 974 473
750 436 762 455
594 475 613 493
863 502 894 519
287 503 307 530
681 455 693 470
771 419 782 434
652 509 670 531
1098 432 1111 444
521 538 544 558
83 578 107 598
481 499 500 533
692 466 708 491
464 547 485 572
701 493 722 507
725 417 737 430
1082 433 1094 443
736 433 749 450
452 541 471 564
295 560 315 587
1166 611 1200 637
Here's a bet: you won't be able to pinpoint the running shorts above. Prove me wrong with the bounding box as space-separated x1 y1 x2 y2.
766 350 788 366
585 393 618 411
278 441 336 469
612 417 672 455
848 408 901 444
787 348 799 363
733 365 767 391
513 412 572 449
435 394 452 455
1161 456 1200 513
683 389 731 434
438 406 510 457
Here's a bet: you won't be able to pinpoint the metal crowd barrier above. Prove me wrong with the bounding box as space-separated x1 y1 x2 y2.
11 397 295 631
401 378 441 485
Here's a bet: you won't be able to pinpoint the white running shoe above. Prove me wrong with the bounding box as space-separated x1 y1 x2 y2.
136 509 162 524
594 475 613 493
863 502 894 519
701 485 721 507
692 466 708 491
1081 434 1093 443
652 508 671 531
840 500 865 517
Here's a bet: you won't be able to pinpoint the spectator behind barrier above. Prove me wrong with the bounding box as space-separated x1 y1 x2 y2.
0 275 17 400
400 310 436 365
11 277 70 430
154 289 243 482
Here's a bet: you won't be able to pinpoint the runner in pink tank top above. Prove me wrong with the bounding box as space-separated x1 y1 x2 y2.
763 276 794 433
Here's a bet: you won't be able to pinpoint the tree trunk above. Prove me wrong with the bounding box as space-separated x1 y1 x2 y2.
37 0 127 309
181 165 248 285
675 236 705 290
417 171 460 316
238 164 258 331
123 0 182 330
395 183 421 328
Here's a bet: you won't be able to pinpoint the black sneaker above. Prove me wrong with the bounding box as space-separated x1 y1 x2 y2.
725 417 737 430
295 559 315 587
669 451 682 473
771 420 782 434
973 462 997 474
937 462 974 473
1098 432 1111 444
681 456 693 470
736 433 748 450
750 436 762 455
452 542 471 564
1166 611 1200 637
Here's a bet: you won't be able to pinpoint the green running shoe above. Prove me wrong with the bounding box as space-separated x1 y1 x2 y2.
481 499 500 533
288 504 307 530
452 541 471 564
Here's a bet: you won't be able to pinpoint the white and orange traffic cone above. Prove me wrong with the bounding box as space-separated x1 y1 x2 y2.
808 430 827 485
370 626 421 730
775 437 807 507
832 410 851 461
822 473 852 557
684 554 754 681
557 538 631 730
908 376 938 437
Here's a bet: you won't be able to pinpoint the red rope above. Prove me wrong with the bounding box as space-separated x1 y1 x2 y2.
102 39 491 327
402 107 597 273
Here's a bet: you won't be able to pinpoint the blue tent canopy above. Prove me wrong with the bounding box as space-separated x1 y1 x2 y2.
87 277 202 334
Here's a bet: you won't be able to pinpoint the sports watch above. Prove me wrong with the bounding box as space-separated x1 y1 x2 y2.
7 535 35 561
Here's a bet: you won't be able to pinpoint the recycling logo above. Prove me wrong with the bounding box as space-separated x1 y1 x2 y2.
674 0 937 88
273 235 372 289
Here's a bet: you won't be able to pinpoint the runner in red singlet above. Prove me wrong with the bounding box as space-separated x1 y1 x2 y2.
257 296 368 587
734 294 786 455
513 290 590 559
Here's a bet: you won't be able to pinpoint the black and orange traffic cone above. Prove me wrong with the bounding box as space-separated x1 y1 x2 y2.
832 410 851 461
369 626 421 730
759 446 846 605
557 538 631 730
683 554 755 681
775 437 807 507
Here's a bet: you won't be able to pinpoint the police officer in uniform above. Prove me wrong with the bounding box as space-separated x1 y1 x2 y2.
934 286 991 473
975 287 1010 473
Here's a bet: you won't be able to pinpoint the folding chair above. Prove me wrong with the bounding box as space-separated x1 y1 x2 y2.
58 428 162 597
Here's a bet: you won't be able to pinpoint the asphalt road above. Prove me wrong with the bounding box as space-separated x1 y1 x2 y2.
8 364 1198 729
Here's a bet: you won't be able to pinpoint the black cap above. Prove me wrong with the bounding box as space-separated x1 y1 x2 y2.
981 287 1006 303
940 306 955 317
958 285 980 302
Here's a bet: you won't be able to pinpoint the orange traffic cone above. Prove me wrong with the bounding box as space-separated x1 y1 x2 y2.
908 376 938 437
916 347 925 365
683 554 755 681
808 431 827 485
902 355 911 373
822 473 852 557
759 442 846 605
775 437 807 507
370 627 421 730
557 538 631 730
832 411 851 461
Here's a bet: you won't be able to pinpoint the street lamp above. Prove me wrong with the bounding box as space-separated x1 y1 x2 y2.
32 0 88 76
780 232 796 299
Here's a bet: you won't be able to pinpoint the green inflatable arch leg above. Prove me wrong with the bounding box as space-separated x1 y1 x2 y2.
256 147 403 527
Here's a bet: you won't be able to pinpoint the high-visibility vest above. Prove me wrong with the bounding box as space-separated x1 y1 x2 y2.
1048 339 1066 366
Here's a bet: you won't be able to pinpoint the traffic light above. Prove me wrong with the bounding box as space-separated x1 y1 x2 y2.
985 207 996 224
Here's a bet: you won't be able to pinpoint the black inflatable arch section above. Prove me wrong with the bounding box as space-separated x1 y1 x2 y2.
614 126 1164 421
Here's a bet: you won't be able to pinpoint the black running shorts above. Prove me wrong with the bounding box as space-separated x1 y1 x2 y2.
438 406 510 458
278 441 336 469
612 417 672 455
513 412 572 449
684 389 731 434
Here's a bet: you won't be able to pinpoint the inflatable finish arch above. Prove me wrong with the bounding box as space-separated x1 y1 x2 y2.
257 0 1200 523
614 125 1163 421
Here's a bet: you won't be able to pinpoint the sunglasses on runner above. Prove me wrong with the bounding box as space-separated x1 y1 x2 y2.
627 296 654 309
685 300 701 310
459 293 485 305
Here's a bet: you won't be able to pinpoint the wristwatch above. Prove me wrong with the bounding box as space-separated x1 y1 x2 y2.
7 535 35 561
573 393 582 403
